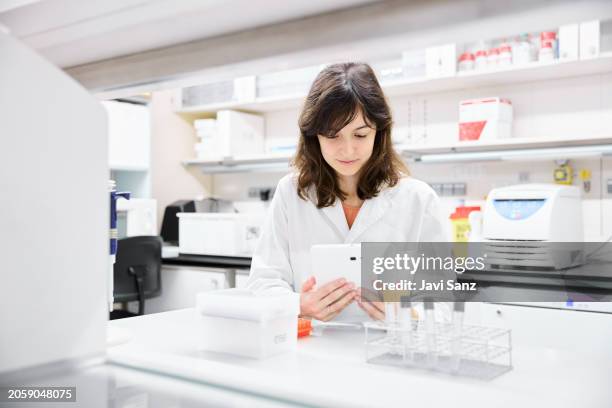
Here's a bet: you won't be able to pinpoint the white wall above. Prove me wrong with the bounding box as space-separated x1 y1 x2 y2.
150 90 213 230
0 32 108 373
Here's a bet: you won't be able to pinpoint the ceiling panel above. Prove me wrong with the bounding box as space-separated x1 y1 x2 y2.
0 0 378 67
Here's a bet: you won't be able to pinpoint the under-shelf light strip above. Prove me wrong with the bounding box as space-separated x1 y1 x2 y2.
413 144 612 163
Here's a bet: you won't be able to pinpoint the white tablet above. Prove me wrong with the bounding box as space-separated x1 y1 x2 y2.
310 243 366 322
310 243 361 285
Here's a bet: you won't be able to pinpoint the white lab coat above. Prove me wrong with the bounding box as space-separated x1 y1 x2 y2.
246 172 449 320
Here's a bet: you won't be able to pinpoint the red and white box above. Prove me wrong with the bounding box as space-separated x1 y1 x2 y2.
459 97 513 141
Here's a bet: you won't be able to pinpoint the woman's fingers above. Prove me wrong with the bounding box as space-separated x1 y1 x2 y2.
317 278 349 299
370 300 385 314
301 278 357 321
318 282 355 309
357 297 385 320
301 276 316 292
319 290 356 321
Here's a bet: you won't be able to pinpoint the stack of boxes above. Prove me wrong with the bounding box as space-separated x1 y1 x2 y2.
193 110 265 160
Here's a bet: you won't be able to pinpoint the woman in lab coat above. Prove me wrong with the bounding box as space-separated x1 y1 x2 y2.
247 62 447 321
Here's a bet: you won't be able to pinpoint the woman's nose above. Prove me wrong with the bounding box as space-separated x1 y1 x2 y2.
338 135 356 154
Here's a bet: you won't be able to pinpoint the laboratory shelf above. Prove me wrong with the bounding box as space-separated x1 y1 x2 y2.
110 164 150 171
177 93 307 116
183 152 293 173
398 135 612 155
400 135 612 163
184 135 612 172
175 52 612 116
382 52 612 99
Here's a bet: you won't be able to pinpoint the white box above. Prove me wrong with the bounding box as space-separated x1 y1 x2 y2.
426 44 457 78
116 198 157 237
178 213 262 256
559 24 579 60
459 97 513 141
103 100 150 170
216 110 265 157
233 76 256 102
401 49 426 78
580 20 600 59
196 289 299 359
194 119 217 139
194 138 220 160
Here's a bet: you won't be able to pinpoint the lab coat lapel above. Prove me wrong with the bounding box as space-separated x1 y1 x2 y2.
320 199 350 240
345 191 392 243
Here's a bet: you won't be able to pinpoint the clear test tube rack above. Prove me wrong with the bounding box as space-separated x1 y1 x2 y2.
364 320 512 380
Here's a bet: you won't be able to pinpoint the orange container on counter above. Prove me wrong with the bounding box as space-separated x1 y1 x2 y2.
298 318 312 338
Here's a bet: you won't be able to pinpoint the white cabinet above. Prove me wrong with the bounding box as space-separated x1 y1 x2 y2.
144 266 226 314
103 100 150 171
235 273 250 289
465 302 612 358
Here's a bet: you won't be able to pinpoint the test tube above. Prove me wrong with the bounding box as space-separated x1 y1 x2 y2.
451 302 465 372
424 301 437 367
399 296 413 363
384 302 398 325
384 302 399 351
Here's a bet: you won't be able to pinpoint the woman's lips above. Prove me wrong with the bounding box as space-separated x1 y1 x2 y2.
337 159 358 165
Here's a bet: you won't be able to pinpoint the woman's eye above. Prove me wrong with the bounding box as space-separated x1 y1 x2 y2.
355 133 368 138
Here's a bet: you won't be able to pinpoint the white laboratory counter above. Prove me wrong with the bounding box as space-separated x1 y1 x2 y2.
107 308 612 408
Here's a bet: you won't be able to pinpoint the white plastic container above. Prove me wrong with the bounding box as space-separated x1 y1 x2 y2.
474 49 487 70
512 35 532 65
579 20 600 59
498 44 512 66
196 289 300 359
538 41 555 62
425 44 457 78
457 52 475 71
459 97 513 141
540 31 558 58
178 213 262 256
486 47 499 67
558 24 579 60
216 110 265 157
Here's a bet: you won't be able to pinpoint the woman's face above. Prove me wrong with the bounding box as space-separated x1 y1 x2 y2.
317 110 376 179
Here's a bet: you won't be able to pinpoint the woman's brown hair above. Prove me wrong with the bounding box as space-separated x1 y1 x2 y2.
293 62 409 208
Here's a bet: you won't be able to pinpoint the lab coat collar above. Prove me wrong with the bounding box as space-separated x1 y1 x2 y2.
345 188 393 243
320 199 350 240
305 184 348 240
318 184 396 243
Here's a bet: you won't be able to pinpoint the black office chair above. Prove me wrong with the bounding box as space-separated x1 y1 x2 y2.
110 236 162 320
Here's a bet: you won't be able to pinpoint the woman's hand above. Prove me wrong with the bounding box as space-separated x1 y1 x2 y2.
356 288 385 321
300 276 356 321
